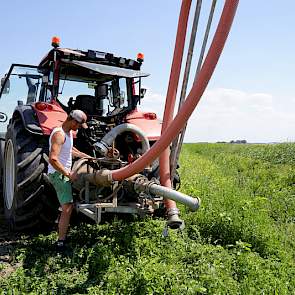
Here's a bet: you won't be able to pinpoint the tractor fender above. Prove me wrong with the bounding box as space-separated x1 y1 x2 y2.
13 105 43 135
125 110 161 141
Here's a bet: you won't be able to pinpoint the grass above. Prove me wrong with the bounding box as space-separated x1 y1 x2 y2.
0 143 295 294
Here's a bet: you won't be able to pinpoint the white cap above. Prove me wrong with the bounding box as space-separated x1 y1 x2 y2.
70 110 88 129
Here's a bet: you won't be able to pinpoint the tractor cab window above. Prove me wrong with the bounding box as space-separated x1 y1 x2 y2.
105 78 128 116
57 76 130 117
57 79 93 109
0 65 41 133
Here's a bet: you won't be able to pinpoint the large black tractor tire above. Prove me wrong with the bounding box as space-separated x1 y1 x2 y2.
0 138 5 212
3 118 59 231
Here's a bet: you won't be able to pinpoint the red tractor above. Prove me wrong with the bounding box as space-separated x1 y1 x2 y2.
0 0 239 232
0 39 184 231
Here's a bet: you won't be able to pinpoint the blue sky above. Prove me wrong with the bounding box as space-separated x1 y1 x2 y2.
1 1 295 142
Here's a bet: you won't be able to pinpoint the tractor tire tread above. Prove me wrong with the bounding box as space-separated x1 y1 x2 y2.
3 119 58 231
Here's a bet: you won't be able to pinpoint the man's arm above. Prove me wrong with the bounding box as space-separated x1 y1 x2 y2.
49 131 71 177
72 146 94 159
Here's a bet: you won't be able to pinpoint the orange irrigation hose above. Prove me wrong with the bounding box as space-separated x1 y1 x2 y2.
111 0 239 181
160 0 192 210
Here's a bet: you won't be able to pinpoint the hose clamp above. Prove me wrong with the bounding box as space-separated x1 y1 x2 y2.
166 207 180 217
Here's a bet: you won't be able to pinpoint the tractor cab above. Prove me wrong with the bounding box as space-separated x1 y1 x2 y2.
37 44 149 121
0 38 150 134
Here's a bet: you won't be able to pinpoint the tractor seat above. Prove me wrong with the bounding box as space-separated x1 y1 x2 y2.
72 94 97 116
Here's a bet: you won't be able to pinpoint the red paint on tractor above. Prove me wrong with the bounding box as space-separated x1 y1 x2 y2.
126 109 161 141
32 100 67 135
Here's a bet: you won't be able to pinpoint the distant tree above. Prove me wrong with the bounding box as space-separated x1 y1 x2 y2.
230 139 247 144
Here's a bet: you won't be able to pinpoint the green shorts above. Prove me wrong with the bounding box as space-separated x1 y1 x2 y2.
48 171 73 205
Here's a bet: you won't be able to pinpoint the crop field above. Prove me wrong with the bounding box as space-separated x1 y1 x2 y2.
0 143 295 294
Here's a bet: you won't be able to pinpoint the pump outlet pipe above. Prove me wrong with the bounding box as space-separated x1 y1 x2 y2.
110 0 239 182
73 169 200 212
132 178 201 211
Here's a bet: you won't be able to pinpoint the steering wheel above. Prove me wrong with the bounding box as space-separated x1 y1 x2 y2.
0 112 8 123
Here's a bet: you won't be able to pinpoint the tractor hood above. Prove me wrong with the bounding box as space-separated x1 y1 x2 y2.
126 110 162 141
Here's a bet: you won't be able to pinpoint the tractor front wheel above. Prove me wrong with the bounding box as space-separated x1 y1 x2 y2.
3 117 59 231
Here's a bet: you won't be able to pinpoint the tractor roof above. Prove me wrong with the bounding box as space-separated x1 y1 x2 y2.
38 48 144 72
37 48 149 82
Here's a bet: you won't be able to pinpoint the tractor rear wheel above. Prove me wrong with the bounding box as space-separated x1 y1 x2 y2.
3 117 59 231
0 138 5 210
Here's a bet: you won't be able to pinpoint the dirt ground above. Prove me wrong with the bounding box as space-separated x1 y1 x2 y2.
0 212 22 278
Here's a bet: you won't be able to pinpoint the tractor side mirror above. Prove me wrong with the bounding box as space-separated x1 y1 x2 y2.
1 76 10 95
140 88 147 98
0 112 8 122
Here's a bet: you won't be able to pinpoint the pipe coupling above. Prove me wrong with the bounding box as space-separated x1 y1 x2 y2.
166 207 184 230
84 169 113 187
133 175 155 194
166 207 180 217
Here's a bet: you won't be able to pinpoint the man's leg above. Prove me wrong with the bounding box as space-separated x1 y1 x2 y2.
58 203 74 241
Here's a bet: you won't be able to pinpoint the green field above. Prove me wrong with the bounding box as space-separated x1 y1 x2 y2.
1 143 295 294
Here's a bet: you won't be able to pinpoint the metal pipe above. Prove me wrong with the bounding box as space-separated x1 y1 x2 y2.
94 123 150 156
111 0 239 182
195 0 217 80
132 177 200 212
149 184 200 211
171 0 217 180
72 158 89 174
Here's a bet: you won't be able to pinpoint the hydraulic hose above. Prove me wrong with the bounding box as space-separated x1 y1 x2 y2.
111 0 239 182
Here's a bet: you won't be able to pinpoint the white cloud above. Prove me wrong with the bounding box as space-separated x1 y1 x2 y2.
187 88 295 143
138 87 295 143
